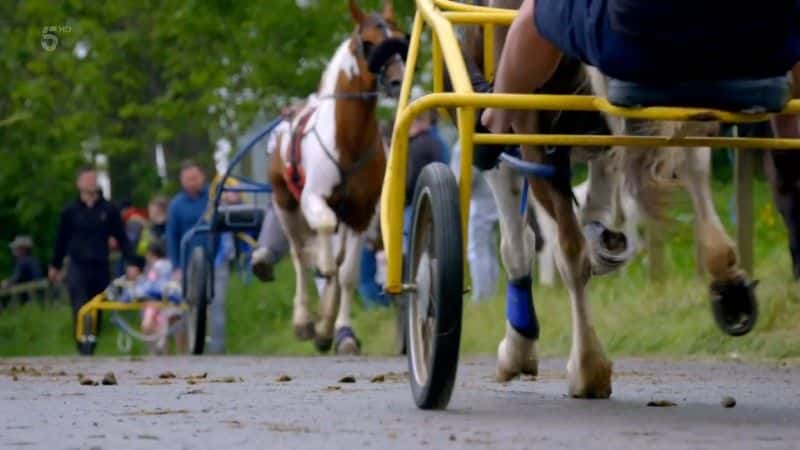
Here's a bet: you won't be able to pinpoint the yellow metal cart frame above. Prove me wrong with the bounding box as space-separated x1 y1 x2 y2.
382 0 800 410
380 0 800 295
75 291 189 355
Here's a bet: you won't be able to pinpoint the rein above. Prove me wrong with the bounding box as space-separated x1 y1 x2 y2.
316 91 380 101
306 114 381 190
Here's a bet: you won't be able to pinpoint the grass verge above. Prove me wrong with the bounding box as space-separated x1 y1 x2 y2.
1 178 799 359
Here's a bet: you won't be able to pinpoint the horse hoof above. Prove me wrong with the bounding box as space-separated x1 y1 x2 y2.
567 355 613 399
569 383 613 399
336 338 361 355
496 328 538 382
710 278 759 336
584 221 633 276
334 327 361 356
314 336 333 353
293 322 316 341
496 359 537 382
250 252 275 282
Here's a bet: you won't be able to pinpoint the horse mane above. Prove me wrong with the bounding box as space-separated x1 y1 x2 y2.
319 38 360 96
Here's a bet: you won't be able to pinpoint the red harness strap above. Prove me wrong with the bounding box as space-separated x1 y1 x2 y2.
283 107 317 201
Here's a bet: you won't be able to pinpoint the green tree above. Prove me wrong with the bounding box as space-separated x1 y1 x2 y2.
0 0 413 273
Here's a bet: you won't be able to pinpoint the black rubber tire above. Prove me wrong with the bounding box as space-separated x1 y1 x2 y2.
405 162 463 410
78 314 96 356
185 246 209 355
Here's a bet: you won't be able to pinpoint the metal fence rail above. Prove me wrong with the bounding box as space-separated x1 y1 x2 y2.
0 279 65 308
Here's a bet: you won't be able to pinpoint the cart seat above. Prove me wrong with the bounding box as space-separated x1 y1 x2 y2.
607 76 791 113
212 204 264 232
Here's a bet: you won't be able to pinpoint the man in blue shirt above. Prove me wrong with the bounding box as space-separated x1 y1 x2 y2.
166 160 209 275
482 0 800 136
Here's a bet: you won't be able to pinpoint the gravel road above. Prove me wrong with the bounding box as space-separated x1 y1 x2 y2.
1 356 798 449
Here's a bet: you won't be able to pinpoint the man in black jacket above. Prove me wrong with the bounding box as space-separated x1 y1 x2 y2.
49 167 136 352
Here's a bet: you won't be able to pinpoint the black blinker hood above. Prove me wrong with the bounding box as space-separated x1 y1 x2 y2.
367 37 409 74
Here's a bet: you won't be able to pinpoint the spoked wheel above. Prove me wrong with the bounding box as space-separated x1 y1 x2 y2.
78 313 97 356
185 246 209 355
405 162 463 410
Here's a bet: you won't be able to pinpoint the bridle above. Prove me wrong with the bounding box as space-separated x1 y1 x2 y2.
315 34 407 102
344 17 410 100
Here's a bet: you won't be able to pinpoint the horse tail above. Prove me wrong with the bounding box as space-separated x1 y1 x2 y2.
583 67 684 221
611 140 683 222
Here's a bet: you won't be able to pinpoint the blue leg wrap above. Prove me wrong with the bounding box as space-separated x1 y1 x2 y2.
506 276 539 339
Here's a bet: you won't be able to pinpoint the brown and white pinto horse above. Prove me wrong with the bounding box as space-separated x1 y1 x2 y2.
463 0 758 398
268 0 405 354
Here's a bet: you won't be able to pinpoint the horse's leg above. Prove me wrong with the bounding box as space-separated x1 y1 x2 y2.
581 155 635 275
678 147 757 334
677 147 741 279
333 227 365 355
618 183 642 258
300 176 339 278
533 196 558 286
312 231 341 352
485 154 540 381
519 143 611 398
274 206 316 340
582 68 637 274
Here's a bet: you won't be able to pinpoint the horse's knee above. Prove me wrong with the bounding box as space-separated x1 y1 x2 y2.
555 236 592 286
559 231 585 263
338 262 359 293
301 193 337 233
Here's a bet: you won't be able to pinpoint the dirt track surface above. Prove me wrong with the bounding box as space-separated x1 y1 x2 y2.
1 356 799 449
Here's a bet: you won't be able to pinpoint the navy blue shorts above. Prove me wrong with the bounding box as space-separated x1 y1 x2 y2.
534 0 800 82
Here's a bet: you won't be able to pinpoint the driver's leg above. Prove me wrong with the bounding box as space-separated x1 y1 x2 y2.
482 0 562 134
773 64 800 139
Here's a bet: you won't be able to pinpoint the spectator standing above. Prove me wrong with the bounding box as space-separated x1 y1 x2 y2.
356 110 450 308
49 166 135 353
450 141 501 303
2 236 43 306
404 110 450 209
402 110 451 244
166 161 209 273
167 161 236 354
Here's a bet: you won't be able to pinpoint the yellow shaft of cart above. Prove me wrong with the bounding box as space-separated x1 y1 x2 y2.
75 293 186 341
380 0 800 294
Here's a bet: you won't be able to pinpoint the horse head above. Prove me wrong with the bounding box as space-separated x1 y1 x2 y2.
348 0 407 98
